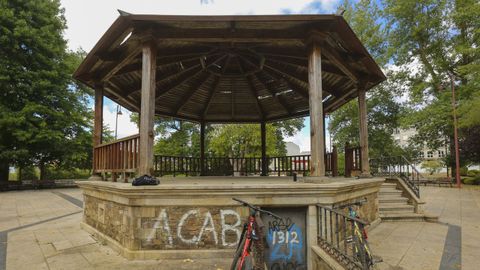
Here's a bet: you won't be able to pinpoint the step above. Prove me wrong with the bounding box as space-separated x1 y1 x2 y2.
381 183 397 188
380 212 427 222
379 203 414 212
379 190 403 195
379 196 409 203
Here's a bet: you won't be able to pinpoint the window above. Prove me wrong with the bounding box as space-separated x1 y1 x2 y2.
418 152 424 158
427 151 433 158
438 151 445 158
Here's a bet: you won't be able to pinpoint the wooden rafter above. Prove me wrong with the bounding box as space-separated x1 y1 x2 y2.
201 76 221 118
321 44 360 83
237 58 265 119
98 45 141 82
252 71 291 115
174 73 213 114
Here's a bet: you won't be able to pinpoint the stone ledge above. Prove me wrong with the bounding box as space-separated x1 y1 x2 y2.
76 177 384 207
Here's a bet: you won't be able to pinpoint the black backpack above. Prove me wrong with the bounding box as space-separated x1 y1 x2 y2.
132 175 160 186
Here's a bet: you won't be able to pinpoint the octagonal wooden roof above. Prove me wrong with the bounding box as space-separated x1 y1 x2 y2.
74 12 386 123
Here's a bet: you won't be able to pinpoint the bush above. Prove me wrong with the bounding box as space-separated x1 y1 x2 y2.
459 167 469 176
467 169 480 177
462 175 480 185
20 166 38 180
44 166 90 180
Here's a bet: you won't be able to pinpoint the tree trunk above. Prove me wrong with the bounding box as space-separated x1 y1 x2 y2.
39 162 45 181
0 161 9 182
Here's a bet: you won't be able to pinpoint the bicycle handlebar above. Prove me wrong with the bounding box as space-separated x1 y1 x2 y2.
332 198 368 210
232 198 282 219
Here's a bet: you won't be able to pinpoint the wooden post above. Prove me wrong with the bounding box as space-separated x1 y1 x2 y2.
332 145 338 177
358 87 371 177
138 41 157 176
261 122 267 176
308 41 325 176
200 121 206 176
345 142 351 177
93 87 104 146
89 86 104 181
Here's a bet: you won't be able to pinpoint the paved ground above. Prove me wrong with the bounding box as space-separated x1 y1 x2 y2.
0 185 478 270
369 186 480 270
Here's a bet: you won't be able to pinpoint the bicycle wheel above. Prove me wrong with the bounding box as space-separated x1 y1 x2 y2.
231 230 248 270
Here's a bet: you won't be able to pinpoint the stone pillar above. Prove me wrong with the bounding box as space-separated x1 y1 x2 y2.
200 121 206 176
308 41 325 176
138 41 157 176
358 87 371 177
261 122 267 176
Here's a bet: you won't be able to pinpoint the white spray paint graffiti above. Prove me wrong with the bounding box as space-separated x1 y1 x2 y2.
220 209 242 247
146 209 173 246
143 208 241 247
197 211 218 245
177 209 200 244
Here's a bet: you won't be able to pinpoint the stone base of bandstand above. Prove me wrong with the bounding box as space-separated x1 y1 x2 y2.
76 177 384 269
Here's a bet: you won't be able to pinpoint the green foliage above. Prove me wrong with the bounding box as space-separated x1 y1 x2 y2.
420 160 443 175
43 166 90 180
459 167 469 176
330 1 402 158
467 170 480 177
383 0 480 166
462 175 480 185
133 112 305 158
20 166 38 180
0 1 93 180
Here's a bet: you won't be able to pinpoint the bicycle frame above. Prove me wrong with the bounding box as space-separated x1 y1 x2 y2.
237 214 256 270
231 198 282 270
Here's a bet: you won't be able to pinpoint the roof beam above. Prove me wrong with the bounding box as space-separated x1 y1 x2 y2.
201 76 221 118
150 28 308 43
97 42 142 82
321 44 360 83
174 73 213 114
252 71 292 115
237 59 265 120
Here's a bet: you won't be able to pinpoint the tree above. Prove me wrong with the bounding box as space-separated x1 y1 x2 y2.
0 0 92 180
329 0 402 158
383 0 480 167
208 121 304 158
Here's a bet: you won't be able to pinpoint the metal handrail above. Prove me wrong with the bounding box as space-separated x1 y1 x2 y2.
317 205 372 270
369 155 421 198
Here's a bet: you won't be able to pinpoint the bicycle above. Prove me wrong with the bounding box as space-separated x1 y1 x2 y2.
230 198 282 270
333 198 381 269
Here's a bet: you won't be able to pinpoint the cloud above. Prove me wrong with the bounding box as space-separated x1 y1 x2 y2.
102 102 139 139
61 0 339 51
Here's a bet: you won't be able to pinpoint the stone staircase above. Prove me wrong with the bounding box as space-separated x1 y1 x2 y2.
379 182 428 222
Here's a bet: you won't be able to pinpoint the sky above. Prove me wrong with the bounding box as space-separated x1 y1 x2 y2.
60 0 338 152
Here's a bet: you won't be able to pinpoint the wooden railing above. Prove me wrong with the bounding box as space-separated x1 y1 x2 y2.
345 145 361 177
93 134 140 175
154 152 338 177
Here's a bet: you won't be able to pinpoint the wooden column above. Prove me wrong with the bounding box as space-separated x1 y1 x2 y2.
138 41 157 176
332 145 338 177
91 85 104 181
308 41 325 176
93 86 103 146
358 87 371 176
261 122 267 176
200 121 206 176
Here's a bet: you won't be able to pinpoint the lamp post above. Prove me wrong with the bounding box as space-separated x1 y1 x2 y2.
115 105 122 140
449 74 461 188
